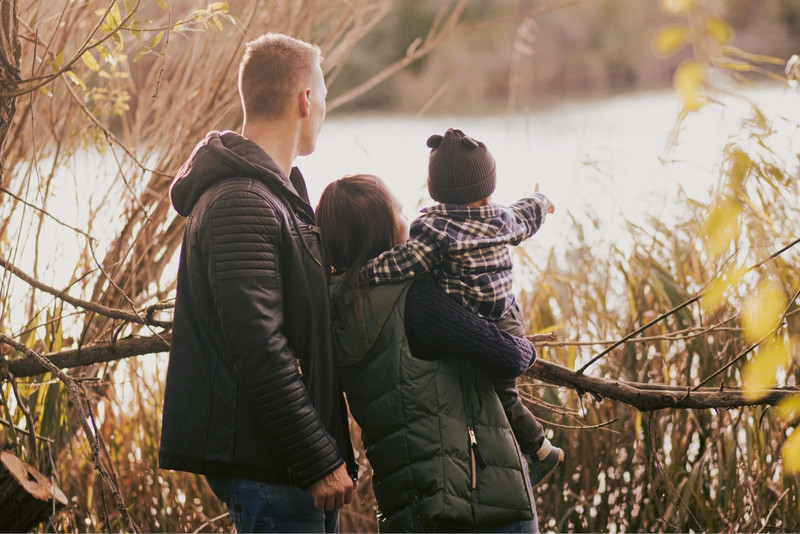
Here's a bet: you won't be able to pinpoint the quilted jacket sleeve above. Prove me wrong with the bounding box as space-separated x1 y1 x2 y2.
205 189 342 488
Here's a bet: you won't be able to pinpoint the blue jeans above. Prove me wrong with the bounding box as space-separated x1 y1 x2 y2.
491 452 539 533
205 475 339 533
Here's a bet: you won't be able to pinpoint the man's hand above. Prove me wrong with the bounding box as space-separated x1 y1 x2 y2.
309 463 354 511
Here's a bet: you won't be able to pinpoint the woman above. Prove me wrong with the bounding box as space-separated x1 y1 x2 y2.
316 174 539 532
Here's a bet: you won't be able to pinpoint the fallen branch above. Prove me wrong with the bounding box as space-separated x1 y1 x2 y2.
3 333 795 413
528 359 799 411
3 334 171 378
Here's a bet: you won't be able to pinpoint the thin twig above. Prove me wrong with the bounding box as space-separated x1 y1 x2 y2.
0 416 54 443
2 0 143 98
0 254 171 327
191 512 231 534
0 333 139 533
692 287 800 390
542 417 621 432
756 489 791 534
0 186 98 242
6 370 39 465
577 236 800 374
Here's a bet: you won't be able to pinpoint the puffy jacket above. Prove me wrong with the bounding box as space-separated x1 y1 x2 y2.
159 130 355 489
331 278 534 532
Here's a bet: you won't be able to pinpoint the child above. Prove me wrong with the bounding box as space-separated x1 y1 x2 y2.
364 128 564 487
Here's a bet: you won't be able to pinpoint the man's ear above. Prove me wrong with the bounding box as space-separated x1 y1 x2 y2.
298 88 311 118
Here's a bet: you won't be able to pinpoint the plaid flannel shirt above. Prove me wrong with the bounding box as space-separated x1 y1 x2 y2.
365 193 551 320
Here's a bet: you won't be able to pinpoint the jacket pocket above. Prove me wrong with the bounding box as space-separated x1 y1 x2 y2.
468 426 486 490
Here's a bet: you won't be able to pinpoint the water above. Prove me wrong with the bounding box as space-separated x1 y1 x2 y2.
2 85 798 331
300 84 800 252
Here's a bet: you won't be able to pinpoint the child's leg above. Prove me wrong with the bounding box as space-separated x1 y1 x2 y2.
493 376 547 455
495 304 563 487
494 305 550 456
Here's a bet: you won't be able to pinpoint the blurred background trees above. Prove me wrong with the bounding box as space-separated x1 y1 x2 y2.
1 0 798 531
329 0 799 112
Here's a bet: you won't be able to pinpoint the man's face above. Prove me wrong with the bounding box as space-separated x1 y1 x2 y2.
299 62 327 156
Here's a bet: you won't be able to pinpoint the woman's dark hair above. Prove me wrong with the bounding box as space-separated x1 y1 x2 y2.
316 174 398 309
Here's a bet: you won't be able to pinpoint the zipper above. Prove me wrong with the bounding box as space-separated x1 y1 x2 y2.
468 426 486 490
296 358 304 377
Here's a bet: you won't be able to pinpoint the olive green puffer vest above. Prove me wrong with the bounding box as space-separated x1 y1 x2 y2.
330 278 533 532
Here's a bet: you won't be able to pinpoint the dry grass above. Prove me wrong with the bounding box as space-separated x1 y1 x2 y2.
1 1 798 532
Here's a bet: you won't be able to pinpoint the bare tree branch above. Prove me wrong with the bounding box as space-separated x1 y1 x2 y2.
577 236 800 374
528 359 799 411
4 333 170 378
0 254 171 327
4 332 796 414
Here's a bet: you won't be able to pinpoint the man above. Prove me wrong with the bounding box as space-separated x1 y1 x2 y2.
159 33 356 533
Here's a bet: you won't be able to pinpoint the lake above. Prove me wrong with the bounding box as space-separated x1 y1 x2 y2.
300 84 800 252
2 84 798 332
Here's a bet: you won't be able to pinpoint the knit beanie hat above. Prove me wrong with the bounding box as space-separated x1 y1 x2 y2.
426 128 496 205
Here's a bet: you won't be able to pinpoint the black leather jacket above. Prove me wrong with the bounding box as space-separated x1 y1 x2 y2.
159 130 355 489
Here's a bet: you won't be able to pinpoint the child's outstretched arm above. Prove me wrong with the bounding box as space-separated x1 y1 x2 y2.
507 186 553 245
363 217 446 285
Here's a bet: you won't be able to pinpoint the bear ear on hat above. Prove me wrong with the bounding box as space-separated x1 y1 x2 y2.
427 134 443 149
461 136 479 149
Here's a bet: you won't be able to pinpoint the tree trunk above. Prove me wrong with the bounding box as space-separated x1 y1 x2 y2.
0 0 20 187
0 450 68 532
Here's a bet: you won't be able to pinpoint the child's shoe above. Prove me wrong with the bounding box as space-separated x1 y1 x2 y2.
526 445 564 488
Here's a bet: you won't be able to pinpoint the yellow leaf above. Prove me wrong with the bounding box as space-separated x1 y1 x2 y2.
64 71 87 90
703 196 739 259
133 47 148 63
674 59 706 111
782 427 800 475
653 25 689 57
567 345 576 370
635 410 642 439
705 16 733 45
150 31 163 48
210 1 228 10
700 265 746 313
777 394 800 422
107 2 122 28
726 148 751 191
96 43 111 62
741 281 786 343
659 0 694 15
717 61 756 72
742 337 790 401
81 50 100 72
52 51 65 70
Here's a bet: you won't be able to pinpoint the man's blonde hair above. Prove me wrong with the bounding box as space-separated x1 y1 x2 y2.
238 33 322 120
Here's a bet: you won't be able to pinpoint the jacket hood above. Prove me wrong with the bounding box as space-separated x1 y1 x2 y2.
170 130 307 216
330 280 411 367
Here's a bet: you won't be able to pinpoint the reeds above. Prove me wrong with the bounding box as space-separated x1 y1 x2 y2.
511 111 800 531
2 1 798 532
